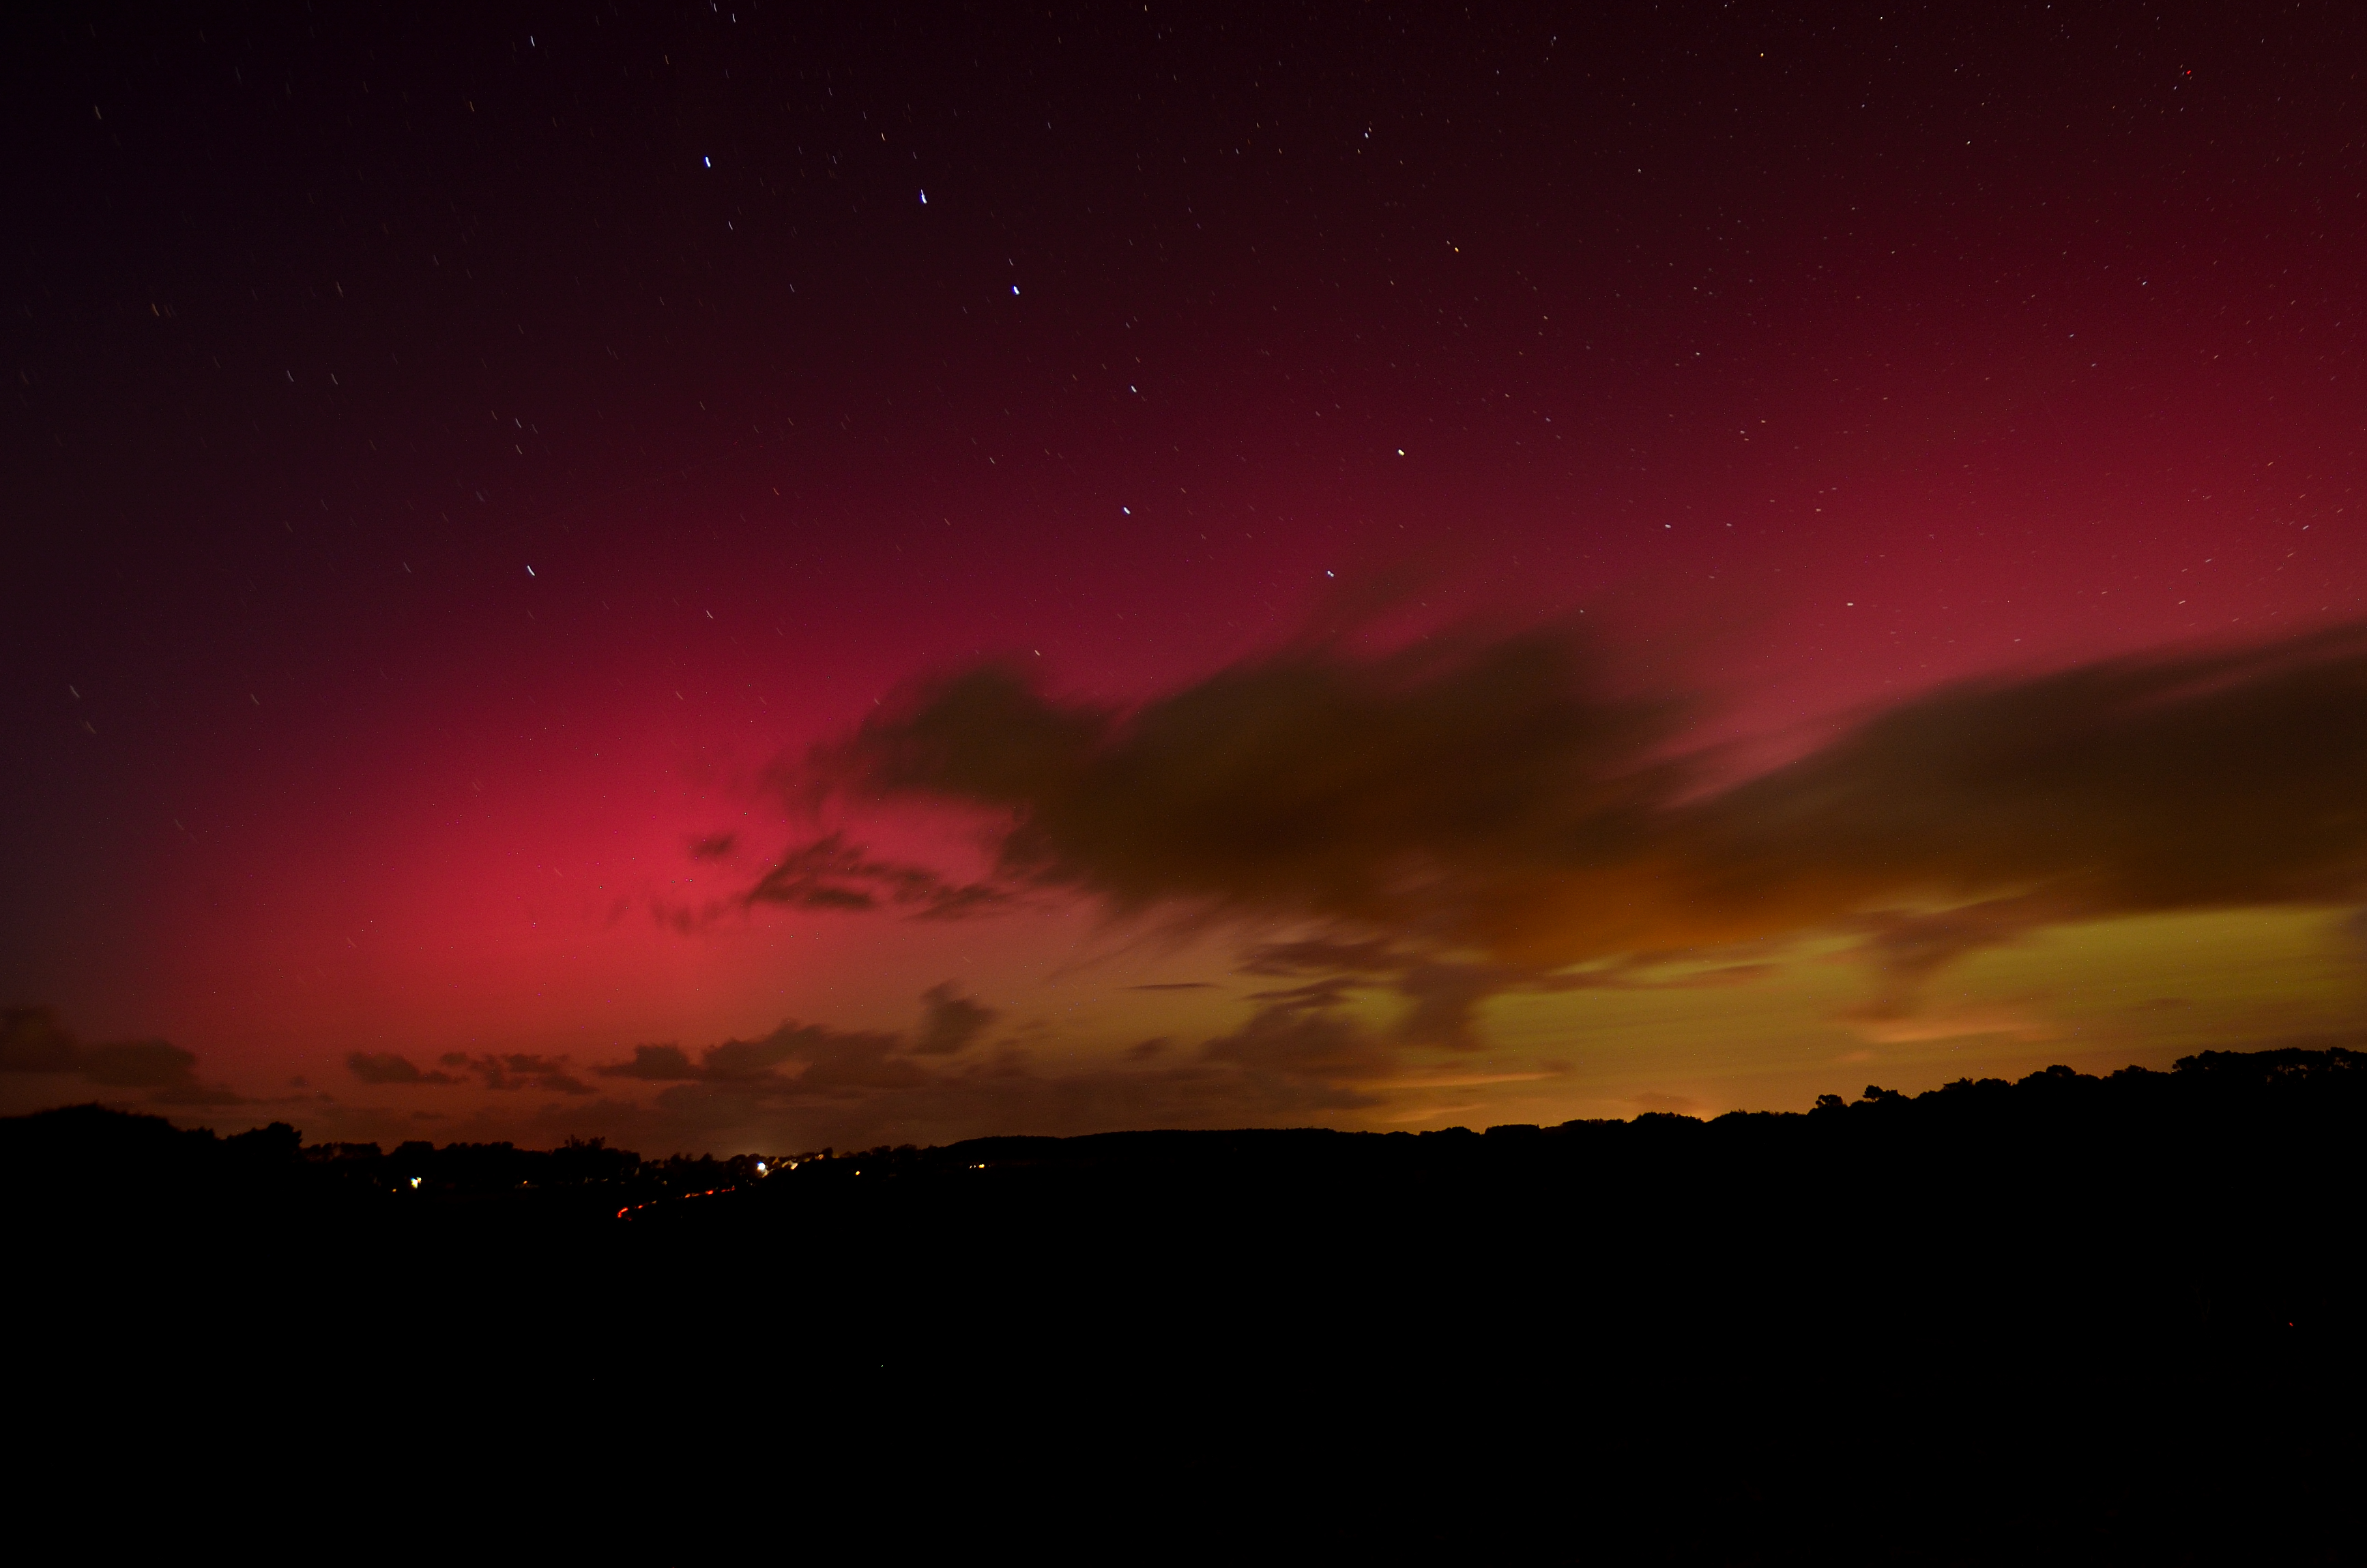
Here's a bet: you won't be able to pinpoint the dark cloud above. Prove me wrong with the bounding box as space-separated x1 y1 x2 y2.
743 830 1009 920
345 1051 460 1086
76 1039 206 1089
686 831 739 860
1238 937 1406 976
1 1006 244 1104
1693 625 2367 923
1199 1001 1395 1094
1395 962 1515 1051
1242 940 1550 1050
696 1021 916 1090
1841 897 2063 1022
439 1052 595 1096
783 619 2367 1018
807 633 1674 942
1245 975 1363 1012
596 1043 701 1081
576 981 1427 1148
0 1008 77 1073
914 983 996 1056
148 1077 251 1107
594 1019 931 1102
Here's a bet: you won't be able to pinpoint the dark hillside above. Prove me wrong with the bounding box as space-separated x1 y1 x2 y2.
10 1049 2362 1561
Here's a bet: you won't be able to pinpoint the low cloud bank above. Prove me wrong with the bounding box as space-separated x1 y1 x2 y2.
136 981 1419 1150
1 1006 244 1105
345 1049 592 1095
553 981 1475 1150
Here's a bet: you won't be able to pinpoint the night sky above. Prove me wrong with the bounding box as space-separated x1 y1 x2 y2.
8 1 2364 1152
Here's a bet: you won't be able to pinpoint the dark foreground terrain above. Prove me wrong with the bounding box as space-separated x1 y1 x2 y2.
11 1049 2363 1563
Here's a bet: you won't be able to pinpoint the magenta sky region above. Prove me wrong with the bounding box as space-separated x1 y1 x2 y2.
5 3 2364 1150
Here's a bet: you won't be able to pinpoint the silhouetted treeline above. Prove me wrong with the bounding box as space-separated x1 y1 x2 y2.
13 1048 2364 1563
817 1043 2367 1198
14 1045 2356 1230
0 1107 800 1218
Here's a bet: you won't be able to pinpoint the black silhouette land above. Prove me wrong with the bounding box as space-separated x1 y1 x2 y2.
9 1046 2362 1560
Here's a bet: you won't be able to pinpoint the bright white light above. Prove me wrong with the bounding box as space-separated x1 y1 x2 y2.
408 1176 421 1189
